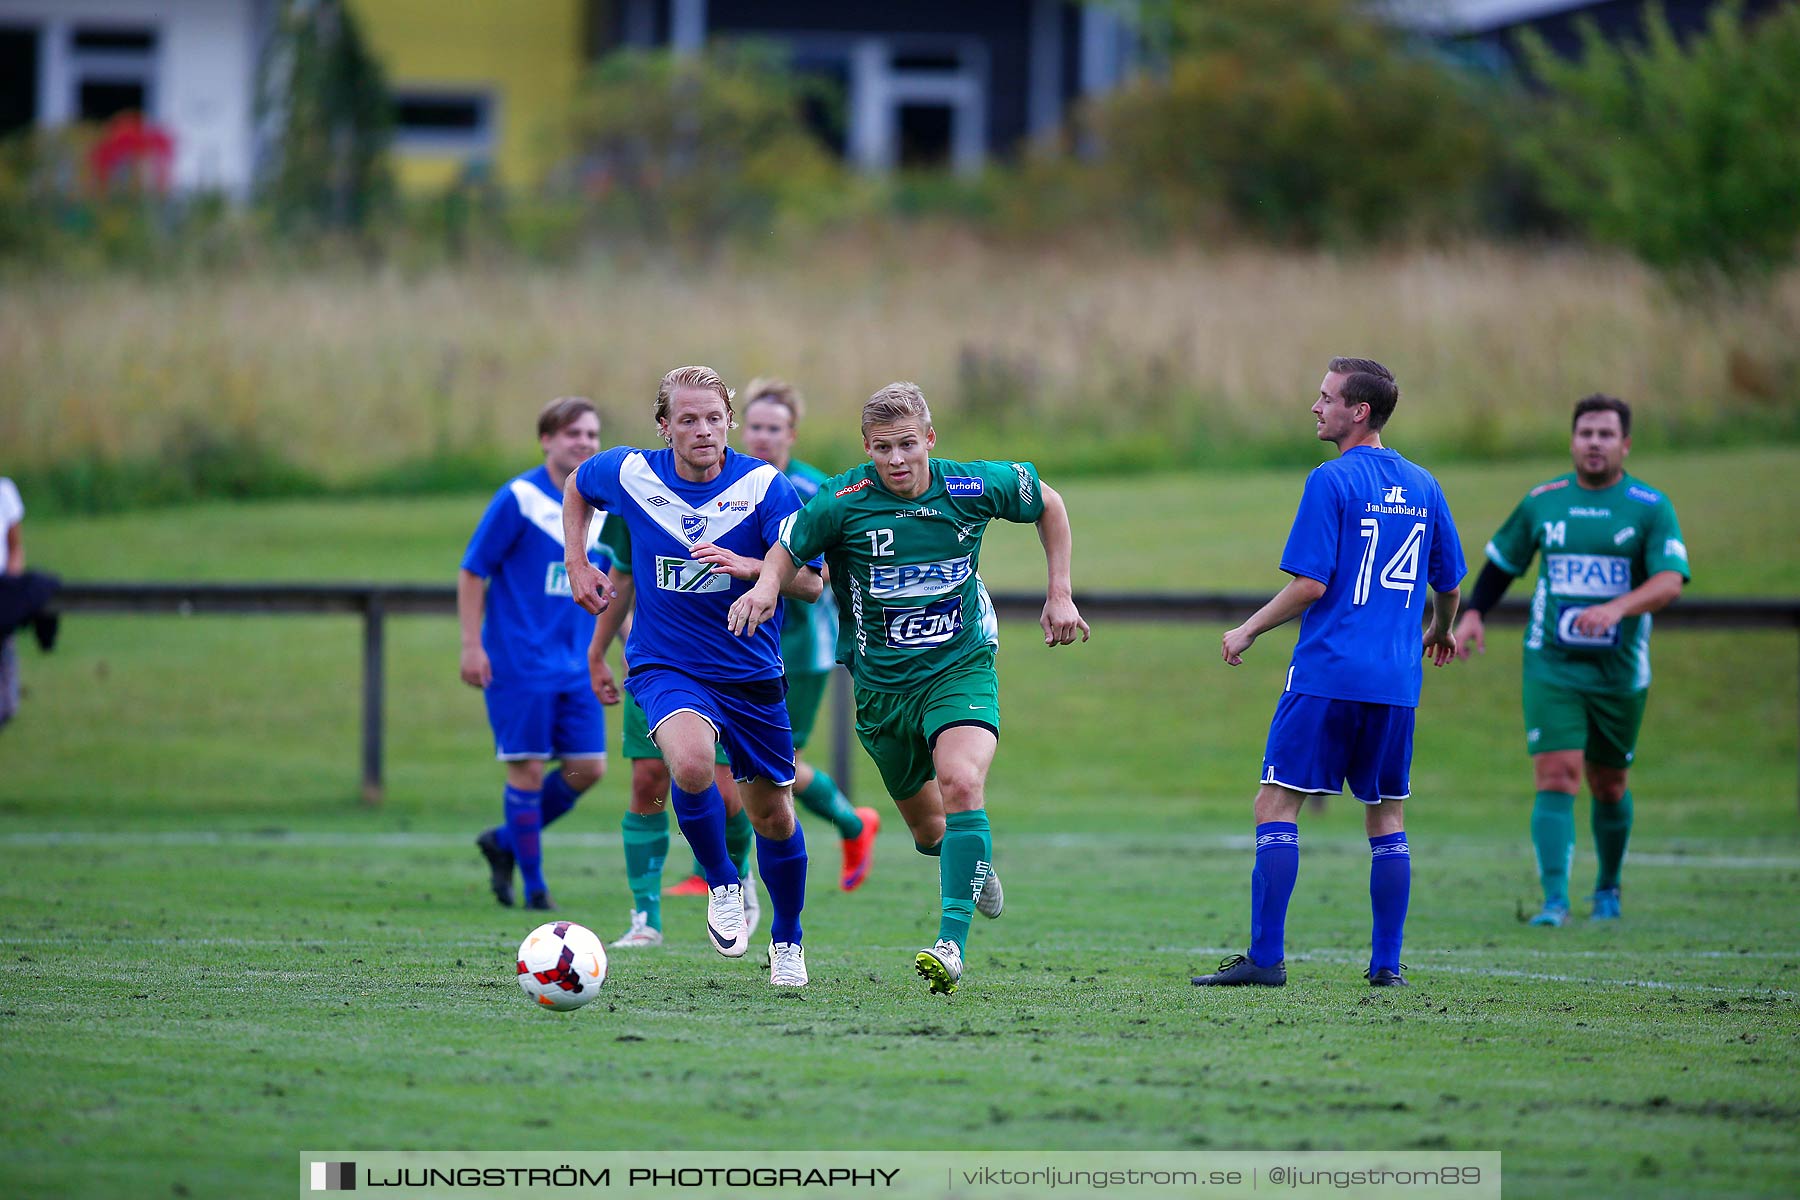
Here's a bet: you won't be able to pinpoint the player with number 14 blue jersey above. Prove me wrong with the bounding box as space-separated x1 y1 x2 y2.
1194 358 1464 990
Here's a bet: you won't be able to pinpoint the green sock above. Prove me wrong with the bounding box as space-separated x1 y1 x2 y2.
1531 791 1577 906
795 770 862 839
725 806 753 879
937 810 992 953
620 811 668 929
1592 790 1633 893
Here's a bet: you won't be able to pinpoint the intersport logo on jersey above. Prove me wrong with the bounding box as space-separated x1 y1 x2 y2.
869 554 973 599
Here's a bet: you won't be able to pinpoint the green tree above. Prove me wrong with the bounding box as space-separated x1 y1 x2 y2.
1513 2 1800 281
256 0 393 233
566 42 844 246
1085 0 1499 243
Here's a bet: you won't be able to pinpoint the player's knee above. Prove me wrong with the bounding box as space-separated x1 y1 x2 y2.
1588 773 1628 805
506 761 547 790
936 773 984 813
668 760 714 796
560 760 603 792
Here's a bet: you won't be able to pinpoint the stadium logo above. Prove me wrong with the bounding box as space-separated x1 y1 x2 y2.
681 514 707 545
1570 506 1611 518
893 506 943 519
310 1162 356 1191
1545 553 1630 598
944 476 984 496
1383 485 1407 504
656 557 729 594
884 597 963 648
836 479 873 498
870 555 972 599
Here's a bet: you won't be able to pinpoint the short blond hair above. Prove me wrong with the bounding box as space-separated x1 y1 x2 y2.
743 377 803 426
861 381 931 437
654 365 736 426
537 395 598 438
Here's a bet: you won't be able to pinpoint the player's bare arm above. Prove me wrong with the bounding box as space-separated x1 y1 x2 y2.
560 471 614 616
1571 569 1684 637
455 568 492 688
1423 586 1461 667
1035 484 1090 647
727 549 802 637
1454 560 1518 660
692 542 824 603
1221 575 1328 666
586 569 633 706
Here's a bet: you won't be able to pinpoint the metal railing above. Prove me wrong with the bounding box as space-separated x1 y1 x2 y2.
53 582 1800 804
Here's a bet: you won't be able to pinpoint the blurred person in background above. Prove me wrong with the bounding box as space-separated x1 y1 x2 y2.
461 398 611 911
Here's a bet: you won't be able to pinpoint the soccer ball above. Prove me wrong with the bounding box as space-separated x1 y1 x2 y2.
516 921 608 1011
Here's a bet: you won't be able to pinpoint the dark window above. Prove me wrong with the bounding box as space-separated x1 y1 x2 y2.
78 80 145 122
893 50 960 71
897 103 953 168
0 27 37 136
395 95 486 133
73 27 155 52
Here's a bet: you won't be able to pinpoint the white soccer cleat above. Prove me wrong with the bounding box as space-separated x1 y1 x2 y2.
609 910 663 948
914 938 963 995
742 872 762 941
769 941 808 987
975 865 1004 919
706 883 750 957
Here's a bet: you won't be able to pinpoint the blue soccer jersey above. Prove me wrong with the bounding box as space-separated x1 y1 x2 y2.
573 446 818 684
461 465 611 692
1278 446 1466 707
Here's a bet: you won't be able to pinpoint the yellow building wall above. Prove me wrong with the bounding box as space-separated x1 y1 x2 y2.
347 0 586 192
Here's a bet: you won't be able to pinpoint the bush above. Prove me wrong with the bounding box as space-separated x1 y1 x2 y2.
1083 0 1501 243
1511 2 1800 282
562 42 849 247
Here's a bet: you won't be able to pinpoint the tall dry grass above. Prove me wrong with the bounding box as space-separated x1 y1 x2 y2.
4 235 1796 488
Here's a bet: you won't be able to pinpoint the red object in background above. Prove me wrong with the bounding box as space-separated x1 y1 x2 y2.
88 113 175 193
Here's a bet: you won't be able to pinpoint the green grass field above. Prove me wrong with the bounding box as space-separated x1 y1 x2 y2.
2 448 1797 1198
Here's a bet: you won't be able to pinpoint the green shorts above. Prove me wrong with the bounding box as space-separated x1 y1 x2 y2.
785 670 831 751
853 649 1000 801
1522 676 1648 769
622 690 730 764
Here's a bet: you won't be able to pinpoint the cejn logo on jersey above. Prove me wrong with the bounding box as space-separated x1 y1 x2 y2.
883 596 963 648
869 554 973 599
1545 553 1630 599
1555 606 1621 649
656 556 729 594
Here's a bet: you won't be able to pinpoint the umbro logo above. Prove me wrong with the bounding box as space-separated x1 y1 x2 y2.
1383 485 1406 504
646 496 670 506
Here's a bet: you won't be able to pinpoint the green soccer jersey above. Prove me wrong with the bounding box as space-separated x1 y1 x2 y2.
780 457 1047 692
1485 472 1690 693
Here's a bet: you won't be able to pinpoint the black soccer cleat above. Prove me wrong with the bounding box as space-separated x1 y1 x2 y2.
1366 966 1409 988
1191 953 1287 987
475 830 515 907
523 891 558 912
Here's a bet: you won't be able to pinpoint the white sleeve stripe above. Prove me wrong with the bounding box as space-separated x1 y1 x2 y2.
1485 541 1525 575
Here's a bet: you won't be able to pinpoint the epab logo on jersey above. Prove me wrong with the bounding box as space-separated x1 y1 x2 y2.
870 554 972 599
883 597 963 648
943 476 983 497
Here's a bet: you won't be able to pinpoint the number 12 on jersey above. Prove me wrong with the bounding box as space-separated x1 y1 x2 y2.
1353 519 1425 607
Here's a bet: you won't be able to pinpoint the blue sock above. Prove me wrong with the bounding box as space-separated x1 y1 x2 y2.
1248 821 1299 968
540 771 581 828
755 824 808 945
503 785 546 897
671 782 738 888
1368 831 1411 975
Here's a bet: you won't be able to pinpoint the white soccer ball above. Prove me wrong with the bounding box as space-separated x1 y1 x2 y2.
516 921 608 1011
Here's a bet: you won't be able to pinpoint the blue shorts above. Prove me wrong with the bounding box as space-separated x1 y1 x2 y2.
1261 692 1414 805
484 682 607 762
624 666 796 786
